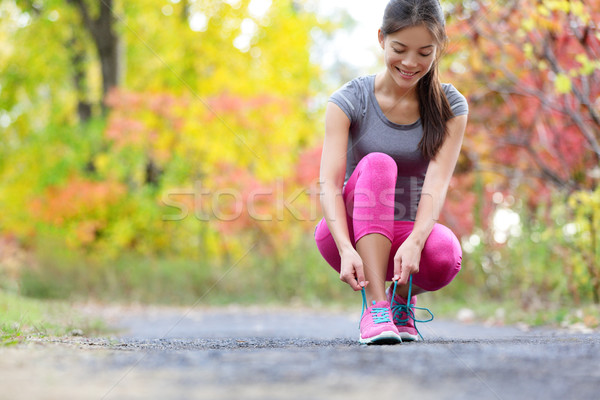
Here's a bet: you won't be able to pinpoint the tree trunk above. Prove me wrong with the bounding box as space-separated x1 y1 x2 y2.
68 0 122 113
94 0 120 103
68 33 92 123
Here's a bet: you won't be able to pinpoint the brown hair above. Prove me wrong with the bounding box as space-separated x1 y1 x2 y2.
381 0 454 159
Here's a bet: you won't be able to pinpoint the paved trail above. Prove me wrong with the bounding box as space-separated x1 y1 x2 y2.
1 305 599 400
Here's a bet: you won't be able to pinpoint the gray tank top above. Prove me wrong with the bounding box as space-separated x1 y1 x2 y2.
329 74 469 221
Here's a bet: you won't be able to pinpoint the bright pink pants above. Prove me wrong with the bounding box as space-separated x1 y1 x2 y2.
314 152 462 292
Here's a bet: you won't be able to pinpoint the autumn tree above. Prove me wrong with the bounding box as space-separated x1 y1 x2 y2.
448 0 599 193
440 0 600 303
0 0 328 265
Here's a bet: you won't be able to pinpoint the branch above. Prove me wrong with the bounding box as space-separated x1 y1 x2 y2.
522 143 575 190
544 38 600 157
569 13 599 60
484 84 566 115
474 162 559 191
468 21 568 114
542 39 600 131
472 22 600 160
581 72 590 100
497 119 575 190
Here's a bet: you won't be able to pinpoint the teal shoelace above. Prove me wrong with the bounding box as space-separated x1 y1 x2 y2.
360 288 392 324
390 276 434 341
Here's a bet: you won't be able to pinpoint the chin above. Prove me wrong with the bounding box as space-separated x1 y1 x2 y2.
392 74 420 87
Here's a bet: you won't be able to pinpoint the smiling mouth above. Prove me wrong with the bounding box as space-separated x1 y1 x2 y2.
396 67 418 76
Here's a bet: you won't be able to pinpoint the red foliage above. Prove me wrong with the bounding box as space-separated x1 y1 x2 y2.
29 176 126 244
30 176 126 225
206 93 289 115
208 161 273 235
104 88 186 153
441 174 479 238
442 0 600 233
294 144 322 187
104 88 291 159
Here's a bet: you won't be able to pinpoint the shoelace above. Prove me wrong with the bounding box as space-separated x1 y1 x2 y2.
359 288 392 324
390 276 434 341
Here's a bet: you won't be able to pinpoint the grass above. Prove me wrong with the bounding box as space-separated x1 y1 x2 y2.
0 290 108 346
4 275 599 348
17 235 358 306
7 234 600 333
424 286 600 330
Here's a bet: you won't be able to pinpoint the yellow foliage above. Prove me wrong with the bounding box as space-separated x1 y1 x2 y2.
523 43 534 59
522 17 535 32
571 1 591 24
575 54 599 76
545 0 571 13
554 73 572 94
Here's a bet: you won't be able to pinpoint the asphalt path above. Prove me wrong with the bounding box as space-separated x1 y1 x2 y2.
1 305 599 400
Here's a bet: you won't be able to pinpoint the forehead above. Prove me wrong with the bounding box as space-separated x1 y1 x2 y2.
386 25 435 47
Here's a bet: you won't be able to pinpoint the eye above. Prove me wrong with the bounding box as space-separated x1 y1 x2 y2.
420 52 433 57
393 49 404 54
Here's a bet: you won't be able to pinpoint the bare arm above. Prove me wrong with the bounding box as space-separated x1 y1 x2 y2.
393 114 468 283
319 102 367 290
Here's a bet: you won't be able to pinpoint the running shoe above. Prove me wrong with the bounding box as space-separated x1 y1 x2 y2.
387 278 434 341
359 290 402 345
387 288 419 341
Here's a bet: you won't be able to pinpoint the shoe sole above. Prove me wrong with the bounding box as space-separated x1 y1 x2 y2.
398 332 419 342
359 331 402 345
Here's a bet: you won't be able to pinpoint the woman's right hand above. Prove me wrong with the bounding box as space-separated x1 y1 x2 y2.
339 247 368 291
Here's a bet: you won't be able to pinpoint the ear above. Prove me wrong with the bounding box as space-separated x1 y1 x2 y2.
378 29 385 49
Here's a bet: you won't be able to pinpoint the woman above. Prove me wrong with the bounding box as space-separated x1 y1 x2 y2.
314 0 468 344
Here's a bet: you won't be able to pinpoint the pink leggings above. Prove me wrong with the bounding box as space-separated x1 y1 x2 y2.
314 152 462 292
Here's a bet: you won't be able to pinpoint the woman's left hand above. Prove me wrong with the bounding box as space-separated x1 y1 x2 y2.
392 236 422 285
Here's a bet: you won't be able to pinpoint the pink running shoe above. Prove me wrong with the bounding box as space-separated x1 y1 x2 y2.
359 298 402 345
387 278 434 342
386 287 419 341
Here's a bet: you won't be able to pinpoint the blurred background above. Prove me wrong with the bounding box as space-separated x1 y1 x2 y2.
1 0 599 337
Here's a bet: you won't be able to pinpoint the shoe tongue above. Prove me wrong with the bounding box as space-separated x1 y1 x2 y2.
394 295 408 305
371 300 390 308
392 293 415 306
387 286 412 305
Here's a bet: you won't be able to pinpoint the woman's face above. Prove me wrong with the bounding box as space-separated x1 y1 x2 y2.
378 24 437 89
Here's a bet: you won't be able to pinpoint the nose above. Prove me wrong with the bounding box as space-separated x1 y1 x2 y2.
402 53 418 68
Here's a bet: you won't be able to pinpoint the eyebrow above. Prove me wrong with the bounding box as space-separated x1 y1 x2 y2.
392 41 434 49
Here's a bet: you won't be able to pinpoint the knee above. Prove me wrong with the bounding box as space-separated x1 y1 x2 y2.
417 226 462 291
363 152 396 171
360 152 397 181
431 228 462 272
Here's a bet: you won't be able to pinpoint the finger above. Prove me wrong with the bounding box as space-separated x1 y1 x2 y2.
341 273 362 291
355 264 367 288
349 277 362 291
392 256 401 281
350 278 369 291
399 262 411 285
